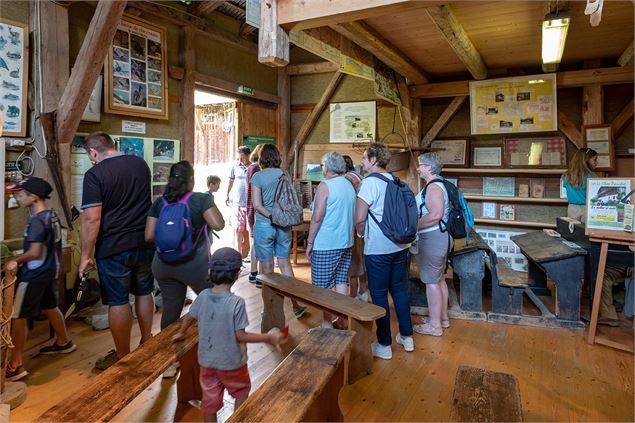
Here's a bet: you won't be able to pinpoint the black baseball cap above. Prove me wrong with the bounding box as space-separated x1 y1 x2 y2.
209 247 243 271
6 177 53 199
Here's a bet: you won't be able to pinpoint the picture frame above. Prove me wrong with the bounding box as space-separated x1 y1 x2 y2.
530 178 545 198
483 176 515 197
305 163 324 181
0 18 29 137
504 136 566 167
82 74 102 122
430 138 469 167
499 204 517 221
104 15 168 120
518 183 529 198
153 139 177 162
329 101 376 143
473 147 502 167
482 202 497 219
584 124 614 171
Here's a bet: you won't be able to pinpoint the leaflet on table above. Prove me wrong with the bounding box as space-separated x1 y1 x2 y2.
587 179 631 230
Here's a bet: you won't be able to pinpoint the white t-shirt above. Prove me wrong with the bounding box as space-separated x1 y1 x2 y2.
229 161 248 207
357 173 409 255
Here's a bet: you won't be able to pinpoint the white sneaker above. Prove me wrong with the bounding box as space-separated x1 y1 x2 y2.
356 290 370 302
162 362 180 379
371 341 392 360
396 333 414 352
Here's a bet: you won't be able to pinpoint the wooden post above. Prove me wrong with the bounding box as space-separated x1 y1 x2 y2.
56 0 127 146
259 0 289 66
179 26 196 163
558 111 584 149
277 68 291 168
396 76 422 188
583 85 604 126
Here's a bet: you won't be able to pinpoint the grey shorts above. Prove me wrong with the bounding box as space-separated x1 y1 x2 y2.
415 229 452 284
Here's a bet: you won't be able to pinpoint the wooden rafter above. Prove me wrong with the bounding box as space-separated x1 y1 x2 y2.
189 0 225 16
330 21 429 84
421 96 467 148
617 41 634 66
425 5 488 80
287 72 345 166
611 100 634 139
557 111 583 149
287 61 340 75
240 23 257 38
179 26 196 163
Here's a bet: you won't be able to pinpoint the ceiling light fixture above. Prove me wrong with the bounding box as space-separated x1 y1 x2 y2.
542 12 570 65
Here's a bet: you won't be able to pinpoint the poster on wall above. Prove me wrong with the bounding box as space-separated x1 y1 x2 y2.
104 15 168 120
586 178 631 230
469 74 557 135
373 58 401 106
329 101 376 143
0 18 29 136
70 135 89 209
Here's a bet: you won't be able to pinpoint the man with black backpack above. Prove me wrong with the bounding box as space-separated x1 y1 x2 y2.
355 143 416 360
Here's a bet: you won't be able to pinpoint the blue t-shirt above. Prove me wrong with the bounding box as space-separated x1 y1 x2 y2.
189 289 249 370
563 172 592 205
250 168 283 224
20 209 62 282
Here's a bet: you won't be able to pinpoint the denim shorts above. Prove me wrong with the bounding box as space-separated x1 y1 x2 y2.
253 221 291 261
97 246 154 306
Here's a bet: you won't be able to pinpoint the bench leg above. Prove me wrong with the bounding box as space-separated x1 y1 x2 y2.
261 285 286 333
303 356 346 422
177 346 201 404
347 319 374 384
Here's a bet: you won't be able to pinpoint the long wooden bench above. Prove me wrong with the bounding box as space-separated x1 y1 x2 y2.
227 328 354 423
36 317 200 422
258 273 385 384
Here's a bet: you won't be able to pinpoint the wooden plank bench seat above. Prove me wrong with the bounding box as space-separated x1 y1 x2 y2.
227 328 354 423
258 273 385 384
487 256 529 316
36 317 199 423
450 366 523 422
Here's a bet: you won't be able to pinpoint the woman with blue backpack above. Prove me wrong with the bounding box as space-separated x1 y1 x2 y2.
145 161 225 376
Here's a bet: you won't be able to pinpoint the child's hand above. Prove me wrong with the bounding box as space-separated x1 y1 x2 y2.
172 332 186 343
268 332 288 352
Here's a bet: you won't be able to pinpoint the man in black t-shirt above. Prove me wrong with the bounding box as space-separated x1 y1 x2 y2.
79 132 154 371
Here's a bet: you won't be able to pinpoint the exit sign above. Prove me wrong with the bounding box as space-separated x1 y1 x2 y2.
238 85 254 95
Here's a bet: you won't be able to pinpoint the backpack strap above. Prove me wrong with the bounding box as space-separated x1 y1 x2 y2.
366 172 393 229
420 178 448 232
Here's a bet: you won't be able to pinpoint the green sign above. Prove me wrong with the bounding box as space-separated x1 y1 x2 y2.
238 85 254 95
242 135 275 152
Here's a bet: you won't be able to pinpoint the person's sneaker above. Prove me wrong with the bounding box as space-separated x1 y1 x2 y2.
293 306 307 319
395 333 414 352
249 273 258 284
255 279 262 288
95 349 120 371
356 290 370 302
39 340 77 355
5 364 27 382
162 362 180 379
371 341 392 360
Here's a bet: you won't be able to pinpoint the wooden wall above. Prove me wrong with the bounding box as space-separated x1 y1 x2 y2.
236 102 277 146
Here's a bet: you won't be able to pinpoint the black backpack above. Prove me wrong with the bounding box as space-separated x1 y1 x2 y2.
420 178 474 240
367 173 418 244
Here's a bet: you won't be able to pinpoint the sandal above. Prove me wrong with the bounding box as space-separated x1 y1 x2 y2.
414 323 443 337
420 317 450 329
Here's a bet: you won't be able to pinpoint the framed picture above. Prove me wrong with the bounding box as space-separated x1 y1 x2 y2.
483 176 515 197
430 138 469 167
482 202 497 219
530 178 545 198
584 124 614 171
504 136 566 167
329 101 376 143
518 183 529 198
499 204 517 221
305 163 324 181
153 139 177 162
473 147 502 167
104 15 168 120
82 74 102 122
0 18 29 136
586 178 632 232
152 162 172 183
118 136 145 158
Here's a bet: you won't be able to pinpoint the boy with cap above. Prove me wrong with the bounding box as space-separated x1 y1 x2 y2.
5 177 76 381
172 247 287 422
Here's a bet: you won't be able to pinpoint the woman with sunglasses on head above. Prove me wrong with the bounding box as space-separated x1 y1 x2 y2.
562 147 598 223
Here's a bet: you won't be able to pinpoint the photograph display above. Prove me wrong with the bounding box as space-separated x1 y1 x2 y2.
505 137 566 167
329 101 376 143
475 229 528 272
587 178 631 230
585 125 614 171
0 18 28 136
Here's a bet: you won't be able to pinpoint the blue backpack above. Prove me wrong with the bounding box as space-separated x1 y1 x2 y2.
155 192 202 263
420 178 474 240
367 173 419 244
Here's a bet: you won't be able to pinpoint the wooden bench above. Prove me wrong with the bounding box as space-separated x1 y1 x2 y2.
36 317 200 422
487 256 529 316
450 366 523 422
227 328 353 423
258 273 385 384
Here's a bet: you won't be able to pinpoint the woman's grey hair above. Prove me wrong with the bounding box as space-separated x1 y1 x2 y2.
418 152 443 175
322 152 346 175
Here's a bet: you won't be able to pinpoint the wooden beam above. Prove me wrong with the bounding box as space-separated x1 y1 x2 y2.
287 61 340 75
169 66 281 105
425 5 488 80
617 41 634 67
397 76 422 188
240 23 257 38
57 0 126 145
128 2 256 54
179 26 196 163
278 67 291 168
189 0 225 16
421 96 467 148
611 100 634 139
291 99 394 113
330 21 429 84
287 72 344 166
409 66 635 98
557 111 583 149
583 85 603 125
259 0 289 66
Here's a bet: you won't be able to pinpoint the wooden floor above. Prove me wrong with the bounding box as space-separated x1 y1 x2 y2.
10 258 635 422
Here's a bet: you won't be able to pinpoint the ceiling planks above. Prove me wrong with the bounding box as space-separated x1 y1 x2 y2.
189 1 225 16
617 40 634 66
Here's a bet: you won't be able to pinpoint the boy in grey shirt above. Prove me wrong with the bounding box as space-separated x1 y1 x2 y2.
172 247 287 422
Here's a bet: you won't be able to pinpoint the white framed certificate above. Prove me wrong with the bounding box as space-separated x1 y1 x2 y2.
474 147 502 167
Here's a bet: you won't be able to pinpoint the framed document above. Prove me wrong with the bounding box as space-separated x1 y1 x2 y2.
499 204 517 221
430 138 468 167
586 178 632 231
473 147 502 167
530 178 545 198
584 124 614 171
483 177 515 197
482 202 497 219
504 136 566 167
329 101 376 143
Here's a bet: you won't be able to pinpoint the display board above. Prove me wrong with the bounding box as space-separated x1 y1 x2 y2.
0 18 29 136
329 101 376 143
470 74 557 135
585 177 635 243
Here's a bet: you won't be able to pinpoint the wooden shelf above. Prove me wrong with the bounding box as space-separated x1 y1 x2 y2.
444 168 566 175
465 195 568 204
5 145 33 152
474 218 556 229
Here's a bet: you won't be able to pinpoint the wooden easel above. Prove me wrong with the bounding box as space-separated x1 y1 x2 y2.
585 178 635 352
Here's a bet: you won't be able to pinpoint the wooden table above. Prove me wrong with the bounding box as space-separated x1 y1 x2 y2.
510 231 587 324
291 209 312 264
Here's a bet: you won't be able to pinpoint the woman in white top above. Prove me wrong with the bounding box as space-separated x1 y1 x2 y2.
414 152 452 337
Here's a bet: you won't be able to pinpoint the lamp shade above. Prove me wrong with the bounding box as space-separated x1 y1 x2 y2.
542 14 570 64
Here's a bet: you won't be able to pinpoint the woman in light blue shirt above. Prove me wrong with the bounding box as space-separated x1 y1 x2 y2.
562 148 597 222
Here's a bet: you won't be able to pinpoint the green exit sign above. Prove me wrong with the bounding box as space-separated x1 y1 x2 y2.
238 85 254 95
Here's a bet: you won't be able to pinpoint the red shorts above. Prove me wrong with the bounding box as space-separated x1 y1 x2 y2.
200 364 251 413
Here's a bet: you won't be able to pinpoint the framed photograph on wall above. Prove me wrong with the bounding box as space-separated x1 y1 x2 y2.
504 136 566 167
473 147 502 167
104 15 168 120
430 138 469 167
0 18 29 136
483 176 515 197
584 124 614 171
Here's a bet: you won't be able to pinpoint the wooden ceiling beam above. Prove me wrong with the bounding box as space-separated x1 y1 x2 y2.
557 111 583 149
617 41 634 67
330 21 429 84
410 66 635 98
259 0 289 66
425 5 488 80
287 61 340 76
188 0 225 16
421 96 467 147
